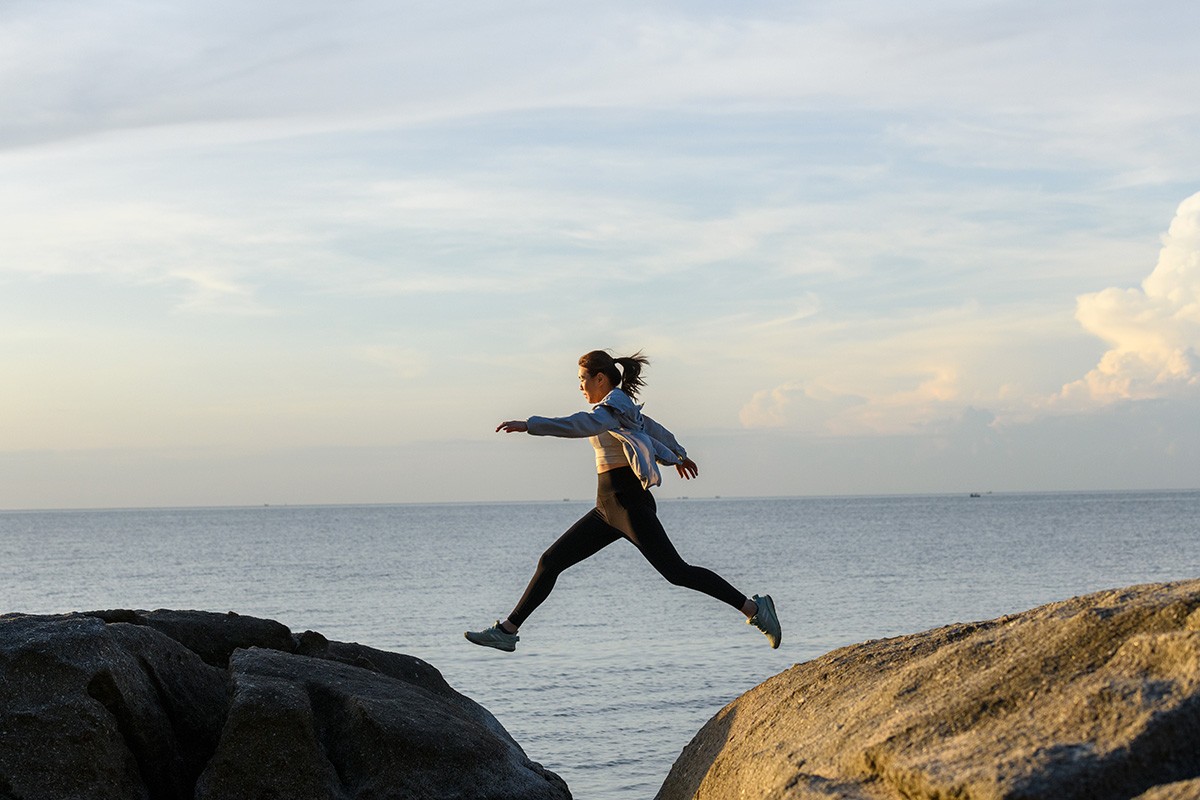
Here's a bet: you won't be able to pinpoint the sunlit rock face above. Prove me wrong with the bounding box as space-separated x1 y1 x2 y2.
658 580 1200 800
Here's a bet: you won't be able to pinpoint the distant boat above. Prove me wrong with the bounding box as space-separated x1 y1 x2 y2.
969 493 982 498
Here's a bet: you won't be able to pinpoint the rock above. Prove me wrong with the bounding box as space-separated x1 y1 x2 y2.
657 579 1200 800
196 648 568 800
85 608 295 668
0 610 570 800
0 614 229 800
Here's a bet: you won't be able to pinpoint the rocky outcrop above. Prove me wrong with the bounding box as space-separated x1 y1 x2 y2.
0 609 570 800
658 579 1200 800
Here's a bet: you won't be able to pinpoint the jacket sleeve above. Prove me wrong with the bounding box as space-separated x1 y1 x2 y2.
642 414 687 462
526 405 620 438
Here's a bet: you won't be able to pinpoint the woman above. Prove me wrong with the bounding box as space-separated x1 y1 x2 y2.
465 350 781 652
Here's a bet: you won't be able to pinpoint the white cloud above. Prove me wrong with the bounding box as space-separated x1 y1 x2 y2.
168 270 275 316
739 382 863 433
1060 192 1200 404
739 367 965 435
752 294 823 328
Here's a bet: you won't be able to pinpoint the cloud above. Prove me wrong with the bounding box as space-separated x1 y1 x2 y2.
738 367 964 435
1060 192 1200 404
5 1 1196 173
168 270 274 316
739 382 865 432
752 293 823 328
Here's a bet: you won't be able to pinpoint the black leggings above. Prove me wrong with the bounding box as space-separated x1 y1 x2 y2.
507 467 747 627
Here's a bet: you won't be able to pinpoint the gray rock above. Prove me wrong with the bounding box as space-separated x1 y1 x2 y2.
657 579 1200 800
0 610 570 800
85 608 295 668
196 648 569 800
0 614 228 800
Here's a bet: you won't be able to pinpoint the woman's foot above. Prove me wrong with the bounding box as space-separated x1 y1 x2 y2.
747 594 782 649
465 621 520 652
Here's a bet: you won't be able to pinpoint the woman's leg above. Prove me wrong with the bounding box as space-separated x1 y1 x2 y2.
505 507 623 629
612 490 782 648
603 486 747 611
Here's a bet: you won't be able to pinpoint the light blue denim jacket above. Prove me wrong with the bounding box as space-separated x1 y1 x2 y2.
525 388 688 490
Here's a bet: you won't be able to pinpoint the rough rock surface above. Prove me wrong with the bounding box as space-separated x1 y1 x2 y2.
657 580 1200 800
0 609 570 800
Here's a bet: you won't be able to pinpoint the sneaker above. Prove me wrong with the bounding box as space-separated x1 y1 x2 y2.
747 594 781 649
465 621 519 652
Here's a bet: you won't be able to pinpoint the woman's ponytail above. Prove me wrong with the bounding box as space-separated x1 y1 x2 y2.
579 349 650 399
613 353 648 398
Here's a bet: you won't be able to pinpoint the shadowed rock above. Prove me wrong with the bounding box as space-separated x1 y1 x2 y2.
657 579 1200 800
0 615 228 800
0 610 570 800
86 609 295 668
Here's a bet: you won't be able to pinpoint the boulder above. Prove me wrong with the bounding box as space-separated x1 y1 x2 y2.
85 609 294 668
0 615 228 800
657 579 1200 800
0 610 570 800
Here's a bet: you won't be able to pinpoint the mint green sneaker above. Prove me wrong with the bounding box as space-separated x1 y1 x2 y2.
747 594 781 649
465 621 519 652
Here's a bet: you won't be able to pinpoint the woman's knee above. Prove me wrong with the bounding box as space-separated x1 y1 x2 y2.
536 549 567 577
658 561 697 587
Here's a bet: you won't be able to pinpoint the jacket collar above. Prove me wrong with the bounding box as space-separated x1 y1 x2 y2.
595 388 643 426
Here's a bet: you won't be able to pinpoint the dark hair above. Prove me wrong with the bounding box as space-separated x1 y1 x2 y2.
579 349 649 399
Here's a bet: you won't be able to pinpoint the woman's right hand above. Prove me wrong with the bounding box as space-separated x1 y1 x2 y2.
496 420 528 433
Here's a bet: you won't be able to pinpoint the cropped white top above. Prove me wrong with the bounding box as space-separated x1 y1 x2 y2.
590 431 629 472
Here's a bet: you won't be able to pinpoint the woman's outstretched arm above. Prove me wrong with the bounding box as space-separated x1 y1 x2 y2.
495 407 618 436
507 406 620 438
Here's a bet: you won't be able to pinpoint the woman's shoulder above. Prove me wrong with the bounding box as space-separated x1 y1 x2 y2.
597 388 640 412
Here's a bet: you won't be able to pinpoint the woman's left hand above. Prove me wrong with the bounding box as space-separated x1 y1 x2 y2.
676 458 699 480
496 420 529 433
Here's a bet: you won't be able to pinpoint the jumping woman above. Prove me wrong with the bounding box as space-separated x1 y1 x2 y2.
464 350 781 652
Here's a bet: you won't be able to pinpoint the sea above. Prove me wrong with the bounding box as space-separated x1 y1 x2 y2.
2 490 1198 799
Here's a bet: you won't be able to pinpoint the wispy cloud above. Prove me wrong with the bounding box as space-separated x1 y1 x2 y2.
5 2 1196 166
167 270 275 316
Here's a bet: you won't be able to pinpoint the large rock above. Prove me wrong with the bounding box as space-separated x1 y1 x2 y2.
0 610 570 800
658 579 1200 800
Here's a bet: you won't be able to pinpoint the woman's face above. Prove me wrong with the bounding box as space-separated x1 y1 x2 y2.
579 368 610 404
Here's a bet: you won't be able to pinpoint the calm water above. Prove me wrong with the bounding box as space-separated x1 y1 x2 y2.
2 491 1198 798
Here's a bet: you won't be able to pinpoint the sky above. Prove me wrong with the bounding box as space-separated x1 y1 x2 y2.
2 0 1199 509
